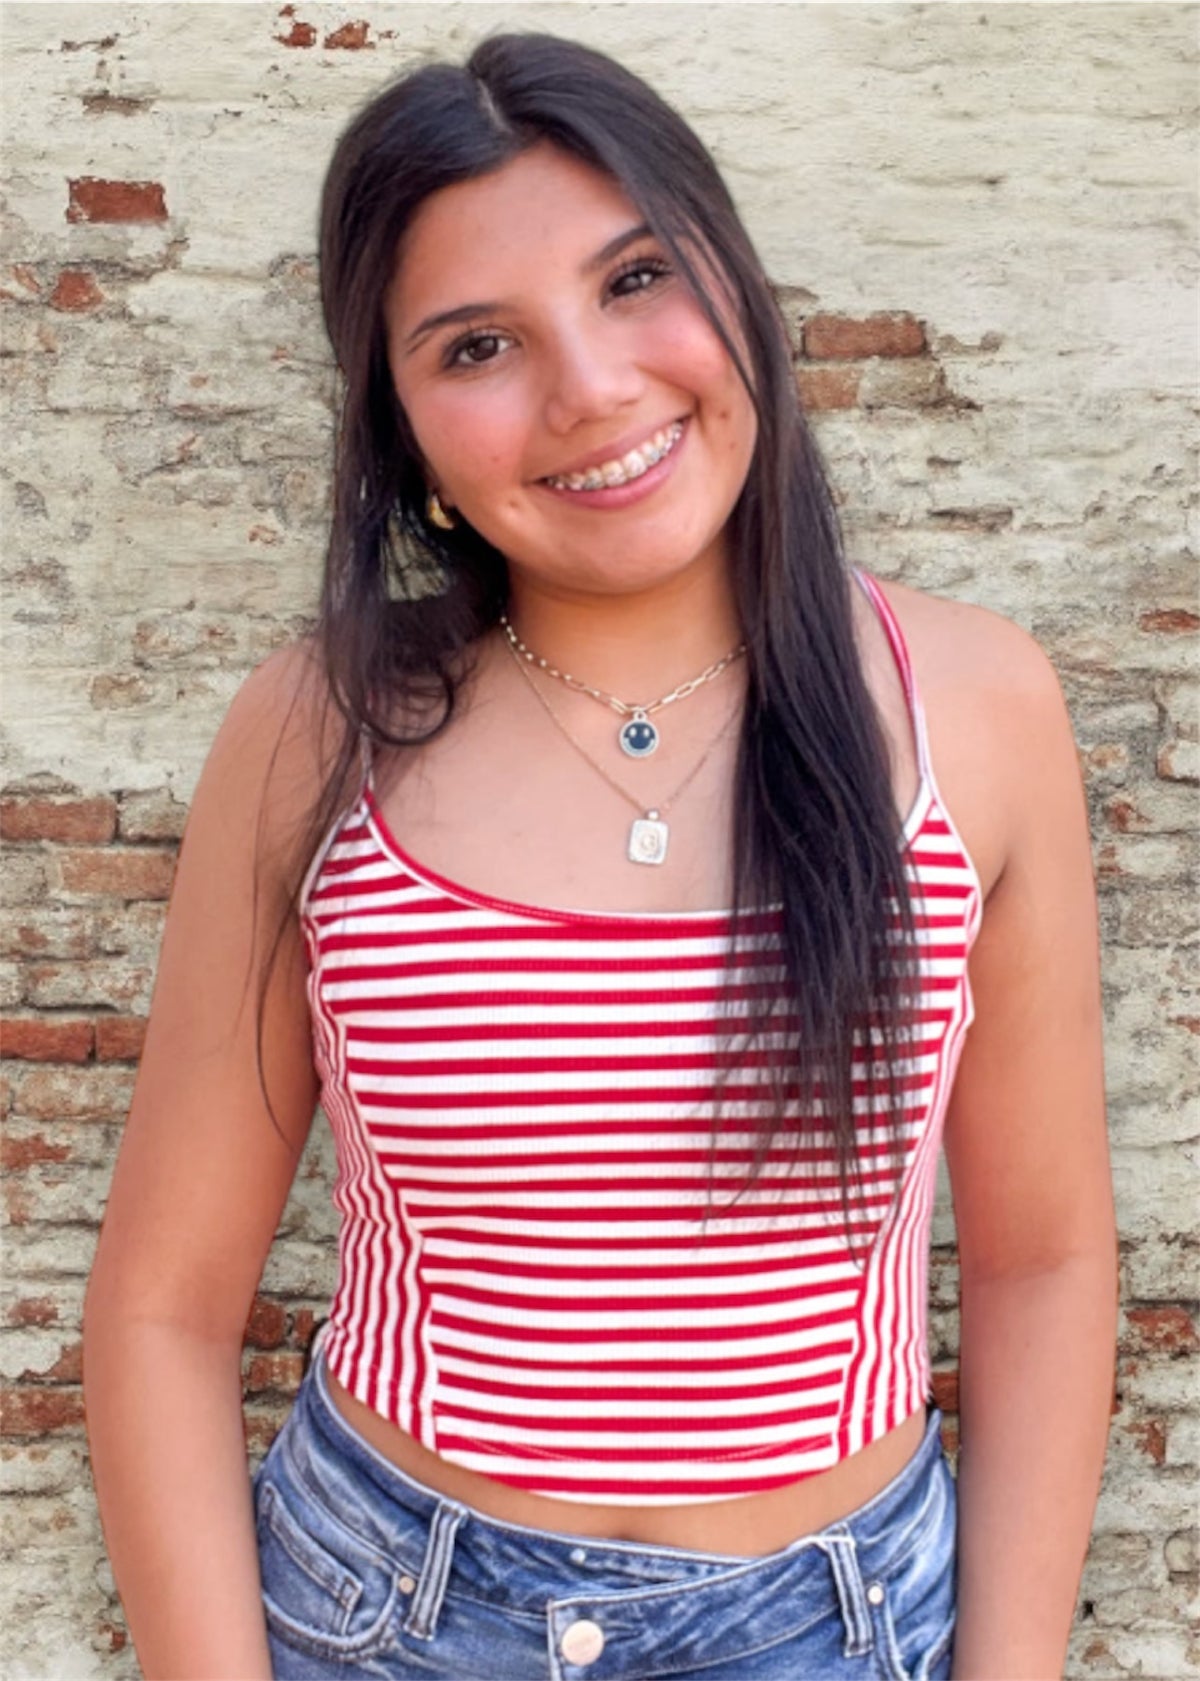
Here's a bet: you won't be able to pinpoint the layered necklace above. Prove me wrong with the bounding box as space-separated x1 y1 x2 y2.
499 615 745 760
499 616 746 866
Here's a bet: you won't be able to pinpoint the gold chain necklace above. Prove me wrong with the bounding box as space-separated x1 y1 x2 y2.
504 635 741 866
498 613 745 760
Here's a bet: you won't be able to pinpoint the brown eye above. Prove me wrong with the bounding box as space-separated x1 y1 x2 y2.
444 331 511 370
609 257 672 298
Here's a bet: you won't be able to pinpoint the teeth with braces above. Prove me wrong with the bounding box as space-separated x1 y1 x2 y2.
544 421 685 491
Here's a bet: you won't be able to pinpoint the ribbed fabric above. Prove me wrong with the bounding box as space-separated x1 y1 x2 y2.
300 570 983 1505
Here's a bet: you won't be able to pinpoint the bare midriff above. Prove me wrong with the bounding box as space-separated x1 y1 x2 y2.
324 1368 927 1558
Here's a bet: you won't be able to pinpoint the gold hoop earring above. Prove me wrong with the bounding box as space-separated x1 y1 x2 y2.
426 489 456 531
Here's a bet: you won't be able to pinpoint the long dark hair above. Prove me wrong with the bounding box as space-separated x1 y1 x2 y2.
276 31 920 1234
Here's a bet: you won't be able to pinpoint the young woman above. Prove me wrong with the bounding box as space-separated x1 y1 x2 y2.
82 33 1117 1681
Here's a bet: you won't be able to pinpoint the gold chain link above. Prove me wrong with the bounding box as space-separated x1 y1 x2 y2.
504 636 741 818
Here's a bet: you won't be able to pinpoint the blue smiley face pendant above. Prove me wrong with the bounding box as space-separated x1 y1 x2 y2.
619 710 659 758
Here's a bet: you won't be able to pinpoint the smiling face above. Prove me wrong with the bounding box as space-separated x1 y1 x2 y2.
384 143 759 607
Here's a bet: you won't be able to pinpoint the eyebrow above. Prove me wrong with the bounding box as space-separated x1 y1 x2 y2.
401 222 654 353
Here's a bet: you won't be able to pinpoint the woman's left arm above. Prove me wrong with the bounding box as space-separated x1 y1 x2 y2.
941 625 1118 1680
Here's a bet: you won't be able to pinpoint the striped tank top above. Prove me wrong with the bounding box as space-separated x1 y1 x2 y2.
300 570 983 1505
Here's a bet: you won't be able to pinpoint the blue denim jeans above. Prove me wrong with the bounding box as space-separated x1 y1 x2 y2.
252 1336 957 1680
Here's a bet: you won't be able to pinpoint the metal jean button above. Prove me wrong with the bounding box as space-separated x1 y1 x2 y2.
560 1617 606 1665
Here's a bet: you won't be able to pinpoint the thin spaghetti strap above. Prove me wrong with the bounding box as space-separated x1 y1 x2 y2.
850 566 936 790
297 728 375 915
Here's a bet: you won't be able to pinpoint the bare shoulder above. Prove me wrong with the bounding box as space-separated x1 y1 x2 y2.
183 636 348 893
871 575 1062 701
867 576 1080 897
208 636 332 766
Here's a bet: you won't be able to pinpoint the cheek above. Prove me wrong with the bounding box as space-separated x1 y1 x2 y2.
655 309 753 430
658 315 735 393
413 396 522 495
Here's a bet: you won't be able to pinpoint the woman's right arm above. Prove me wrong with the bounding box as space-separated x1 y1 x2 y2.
82 647 337 1680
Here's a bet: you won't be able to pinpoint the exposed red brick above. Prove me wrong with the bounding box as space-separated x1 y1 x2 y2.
97 1623 128 1655
244 1299 288 1349
930 1367 959 1412
9 265 42 295
277 17 317 47
0 1385 85 1437
795 364 860 412
0 795 117 844
1105 797 1148 834
244 1411 284 1454
6 912 63 960
293 1308 316 1349
325 20 371 48
244 1352 305 1394
0 1017 93 1063
59 847 176 901
48 269 104 313
26 1341 82 1384
1169 1015 1200 1035
1 1130 71 1170
6 1296 59 1329
1127 1416 1167 1466
938 1419 959 1458
94 1015 146 1062
67 178 167 224
1094 842 1121 881
1139 608 1200 633
804 312 926 361
1126 1305 1200 1355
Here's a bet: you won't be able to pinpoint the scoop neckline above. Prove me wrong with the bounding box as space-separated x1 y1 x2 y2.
361 774 933 928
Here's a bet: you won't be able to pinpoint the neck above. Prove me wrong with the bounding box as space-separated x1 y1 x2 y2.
500 566 744 703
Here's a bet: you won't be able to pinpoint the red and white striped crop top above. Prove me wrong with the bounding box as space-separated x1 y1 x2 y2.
299 570 983 1505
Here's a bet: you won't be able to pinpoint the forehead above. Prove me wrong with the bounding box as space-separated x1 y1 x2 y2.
389 144 643 321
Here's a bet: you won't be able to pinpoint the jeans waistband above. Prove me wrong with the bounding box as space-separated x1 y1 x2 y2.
276 1323 950 1662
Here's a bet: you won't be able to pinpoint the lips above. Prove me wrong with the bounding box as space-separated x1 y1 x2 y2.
539 420 686 492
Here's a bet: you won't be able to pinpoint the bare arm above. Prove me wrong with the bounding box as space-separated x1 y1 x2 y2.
83 649 337 1679
942 628 1117 1679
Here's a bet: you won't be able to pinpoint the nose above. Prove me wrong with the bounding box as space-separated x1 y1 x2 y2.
540 316 645 434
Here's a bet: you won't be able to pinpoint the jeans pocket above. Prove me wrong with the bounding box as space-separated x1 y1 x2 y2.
877 1586 956 1681
871 1456 957 1681
255 1471 400 1663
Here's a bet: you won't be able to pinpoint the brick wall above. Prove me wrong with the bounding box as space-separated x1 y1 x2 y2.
2 5 1197 1676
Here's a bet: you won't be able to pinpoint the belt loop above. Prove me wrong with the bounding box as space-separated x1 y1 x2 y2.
823 1525 873 1659
403 1498 467 1641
